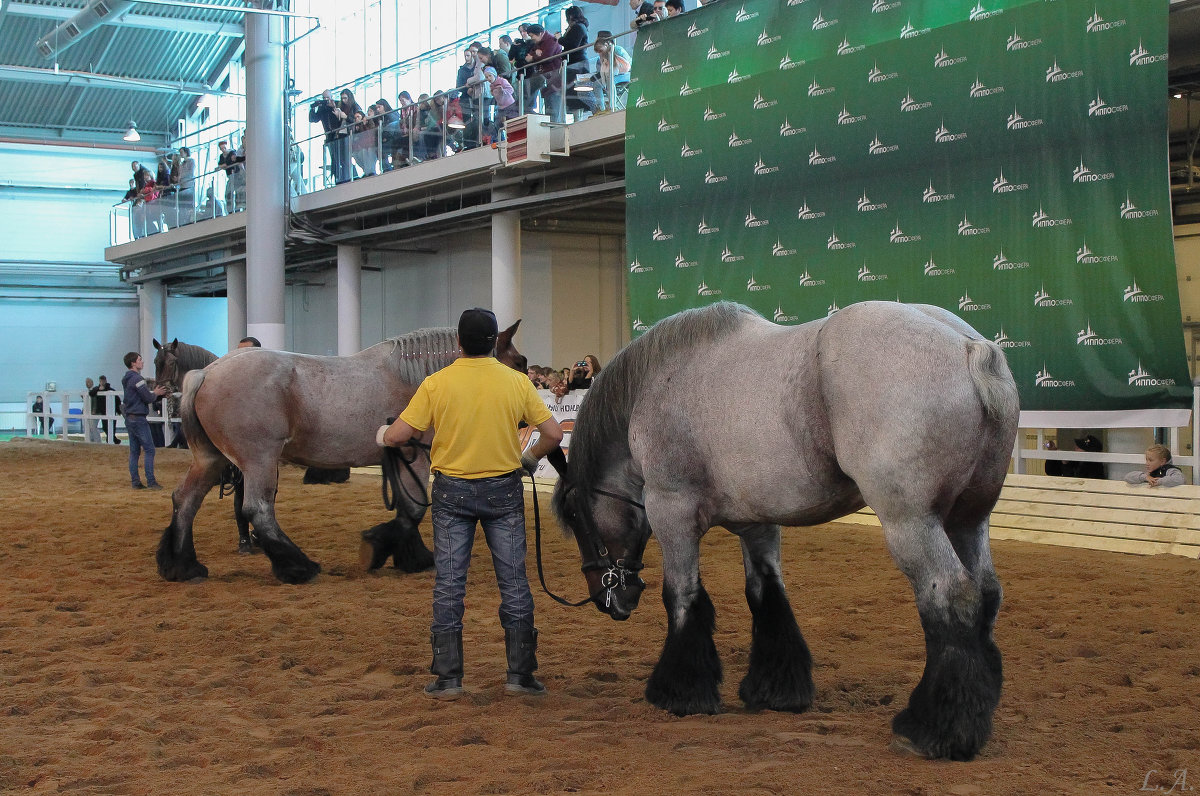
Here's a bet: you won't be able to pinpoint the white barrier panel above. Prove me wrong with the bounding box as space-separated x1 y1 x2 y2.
520 389 584 480
23 389 180 446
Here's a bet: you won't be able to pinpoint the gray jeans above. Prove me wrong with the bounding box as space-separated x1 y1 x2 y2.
430 471 533 634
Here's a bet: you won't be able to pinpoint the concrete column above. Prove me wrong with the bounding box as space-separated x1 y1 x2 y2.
226 262 247 350
491 183 522 327
244 5 287 350
138 279 164 372
337 245 363 356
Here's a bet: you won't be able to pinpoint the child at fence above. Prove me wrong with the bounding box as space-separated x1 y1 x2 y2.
1124 443 1185 488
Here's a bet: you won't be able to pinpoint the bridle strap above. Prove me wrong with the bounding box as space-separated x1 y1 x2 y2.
529 471 609 607
590 486 645 510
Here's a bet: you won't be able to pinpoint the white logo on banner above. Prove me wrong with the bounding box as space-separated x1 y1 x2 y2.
923 182 955 202
703 106 726 121
1086 10 1126 33
1035 365 1075 387
1129 40 1167 66
1119 194 1160 219
773 306 800 322
642 36 662 51
1072 158 1114 182
857 191 887 211
629 258 653 273
657 117 679 132
708 44 731 60
728 68 750 83
753 158 777 178
924 255 955 276
901 20 930 38
660 58 682 74
958 216 990 235
659 176 681 193
632 317 651 332
873 0 901 12
779 53 803 70
781 119 806 137
1032 206 1073 227
785 0 809 6
959 293 991 311
1007 30 1042 50
745 208 770 227
837 37 865 55
808 79 835 97
675 251 698 268
992 250 1030 270
1128 362 1175 387
697 217 720 234
827 230 856 250
1077 321 1122 346
812 11 837 30
635 94 656 108
1045 59 1084 82
934 46 967 67
735 4 759 22
838 106 867 124
1123 282 1165 302
657 284 675 299
635 152 658 166
993 328 1031 348
799 270 826 287
753 92 779 110
1034 285 1073 307
729 131 754 147
772 239 798 256
809 148 837 164
869 63 899 82
858 264 888 282
679 81 701 97
680 141 703 157
827 301 841 316
698 281 723 295
992 170 1029 193
798 200 826 220
1076 242 1118 263
758 28 782 46
936 121 968 142
1088 92 1130 116
652 225 674 241
721 246 744 263
969 2 1003 21
747 275 772 292
704 168 728 185
869 134 899 154
889 223 921 243
900 91 932 112
970 78 1006 98
687 21 709 37
1007 107 1044 129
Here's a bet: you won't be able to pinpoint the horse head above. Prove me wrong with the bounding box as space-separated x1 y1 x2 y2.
495 320 527 373
552 458 648 621
152 338 181 390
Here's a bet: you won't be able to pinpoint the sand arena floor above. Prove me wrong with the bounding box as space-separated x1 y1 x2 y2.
1 439 1198 795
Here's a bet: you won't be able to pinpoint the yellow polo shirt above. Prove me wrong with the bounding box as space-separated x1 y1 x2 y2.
399 356 553 479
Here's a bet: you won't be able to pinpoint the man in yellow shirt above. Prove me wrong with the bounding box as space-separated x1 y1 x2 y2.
381 308 563 698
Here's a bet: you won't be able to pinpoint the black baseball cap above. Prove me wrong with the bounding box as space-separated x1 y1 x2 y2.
458 307 498 346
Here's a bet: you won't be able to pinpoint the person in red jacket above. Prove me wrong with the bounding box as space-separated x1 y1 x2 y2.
524 24 564 121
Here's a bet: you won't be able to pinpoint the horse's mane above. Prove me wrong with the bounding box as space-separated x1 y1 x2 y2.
568 302 756 490
171 341 218 374
385 327 461 384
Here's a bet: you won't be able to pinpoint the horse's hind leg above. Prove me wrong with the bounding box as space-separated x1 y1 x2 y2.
157 459 222 581
881 513 1001 761
232 475 260 555
241 465 321 584
732 523 814 713
360 509 435 573
644 523 722 716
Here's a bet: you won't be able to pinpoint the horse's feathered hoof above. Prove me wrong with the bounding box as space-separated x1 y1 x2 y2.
891 706 985 762
645 680 721 716
889 734 932 759
738 671 814 713
237 539 261 555
272 557 321 584
156 527 209 582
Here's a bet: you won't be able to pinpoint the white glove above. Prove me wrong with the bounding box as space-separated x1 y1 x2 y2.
520 452 540 475
376 425 390 446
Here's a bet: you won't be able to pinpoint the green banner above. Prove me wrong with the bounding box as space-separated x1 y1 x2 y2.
625 0 1190 412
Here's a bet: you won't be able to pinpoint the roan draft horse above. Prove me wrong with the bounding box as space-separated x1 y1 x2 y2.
158 322 527 584
552 302 1019 761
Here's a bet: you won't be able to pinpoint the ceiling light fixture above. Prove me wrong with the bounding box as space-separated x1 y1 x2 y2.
123 120 140 142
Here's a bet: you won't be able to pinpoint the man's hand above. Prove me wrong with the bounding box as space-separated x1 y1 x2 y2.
153 385 169 397
521 452 540 476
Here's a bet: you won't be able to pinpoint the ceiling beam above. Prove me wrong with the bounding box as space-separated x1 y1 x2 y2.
6 0 242 37
0 64 240 96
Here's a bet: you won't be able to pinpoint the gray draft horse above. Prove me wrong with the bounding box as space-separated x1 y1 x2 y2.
157 322 526 584
552 301 1018 761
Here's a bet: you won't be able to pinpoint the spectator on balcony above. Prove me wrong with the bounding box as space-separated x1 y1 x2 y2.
217 140 245 212
483 67 518 137
525 24 565 122
131 160 159 237
289 144 305 196
512 24 541 112
479 47 513 82
416 92 445 161
561 7 592 118
395 92 418 165
175 147 196 225
373 98 401 170
197 185 225 220
310 88 352 184
592 31 631 111
665 0 685 15
351 109 379 177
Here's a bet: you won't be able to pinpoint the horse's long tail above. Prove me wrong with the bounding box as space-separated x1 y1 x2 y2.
965 339 1019 423
180 369 224 462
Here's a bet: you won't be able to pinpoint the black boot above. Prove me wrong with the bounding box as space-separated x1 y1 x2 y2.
424 631 464 698
504 627 546 696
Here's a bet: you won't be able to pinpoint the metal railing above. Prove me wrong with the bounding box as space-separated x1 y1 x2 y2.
110 162 244 245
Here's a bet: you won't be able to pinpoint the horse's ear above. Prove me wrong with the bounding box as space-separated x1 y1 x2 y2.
546 446 568 478
170 337 178 347
501 319 520 340
153 338 162 350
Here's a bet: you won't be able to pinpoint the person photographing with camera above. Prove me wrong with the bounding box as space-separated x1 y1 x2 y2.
379 308 563 699
566 354 600 390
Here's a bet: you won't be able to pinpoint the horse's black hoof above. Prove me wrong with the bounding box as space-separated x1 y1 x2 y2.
891 705 986 762
738 670 814 713
272 558 321 584
645 679 721 716
360 522 396 570
157 557 209 582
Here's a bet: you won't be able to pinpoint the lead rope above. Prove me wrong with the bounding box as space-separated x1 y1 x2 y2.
527 469 599 608
382 439 433 521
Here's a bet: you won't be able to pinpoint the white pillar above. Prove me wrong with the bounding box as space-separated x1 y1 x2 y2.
227 262 247 350
491 182 522 326
244 6 287 350
337 244 363 356
138 279 165 371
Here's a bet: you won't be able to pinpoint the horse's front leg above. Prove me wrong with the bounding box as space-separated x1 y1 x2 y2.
731 523 814 713
241 464 321 584
644 499 721 715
